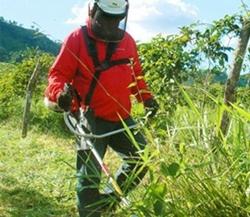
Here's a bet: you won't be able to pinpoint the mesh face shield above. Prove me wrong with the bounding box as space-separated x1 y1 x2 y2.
90 5 128 42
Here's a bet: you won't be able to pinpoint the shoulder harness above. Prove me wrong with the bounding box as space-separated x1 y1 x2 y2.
81 26 131 106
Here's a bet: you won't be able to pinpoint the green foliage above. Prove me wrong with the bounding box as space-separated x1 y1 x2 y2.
238 73 250 87
1 89 249 216
138 13 248 116
191 14 241 66
236 87 250 108
0 49 72 135
0 62 15 72
130 87 250 217
0 17 60 62
29 99 70 136
0 49 54 120
139 34 198 114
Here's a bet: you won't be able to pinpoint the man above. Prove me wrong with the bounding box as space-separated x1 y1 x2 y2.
44 0 158 216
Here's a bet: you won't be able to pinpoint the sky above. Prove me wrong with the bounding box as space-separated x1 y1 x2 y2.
0 0 246 43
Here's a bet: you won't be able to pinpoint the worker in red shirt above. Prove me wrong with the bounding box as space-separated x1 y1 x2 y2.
45 0 158 216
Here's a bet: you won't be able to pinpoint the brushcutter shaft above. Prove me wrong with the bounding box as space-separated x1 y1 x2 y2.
64 111 137 138
85 133 129 203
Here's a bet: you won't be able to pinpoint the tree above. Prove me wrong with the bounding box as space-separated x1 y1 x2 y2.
220 16 250 134
138 14 243 116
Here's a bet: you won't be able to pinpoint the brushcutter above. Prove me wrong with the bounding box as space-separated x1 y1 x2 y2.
64 109 138 215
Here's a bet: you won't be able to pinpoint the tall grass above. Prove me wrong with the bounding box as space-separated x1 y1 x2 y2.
123 87 250 217
0 86 249 216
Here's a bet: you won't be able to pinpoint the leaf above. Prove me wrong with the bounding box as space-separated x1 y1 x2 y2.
231 103 250 121
160 162 180 177
178 84 201 119
151 183 167 215
154 200 165 216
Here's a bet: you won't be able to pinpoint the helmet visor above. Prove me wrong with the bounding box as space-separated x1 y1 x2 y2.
91 7 127 42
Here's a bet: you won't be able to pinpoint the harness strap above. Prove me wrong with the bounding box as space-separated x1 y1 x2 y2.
81 26 130 106
82 26 99 67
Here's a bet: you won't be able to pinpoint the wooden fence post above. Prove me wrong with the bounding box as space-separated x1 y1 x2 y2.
22 60 40 138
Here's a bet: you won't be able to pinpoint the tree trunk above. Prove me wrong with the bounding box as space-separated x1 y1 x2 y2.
22 60 40 138
220 18 250 135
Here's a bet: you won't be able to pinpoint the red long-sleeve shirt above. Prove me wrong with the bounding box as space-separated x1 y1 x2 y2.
45 25 153 121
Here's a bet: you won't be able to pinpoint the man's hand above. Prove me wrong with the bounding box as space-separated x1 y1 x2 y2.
57 84 73 112
143 98 159 118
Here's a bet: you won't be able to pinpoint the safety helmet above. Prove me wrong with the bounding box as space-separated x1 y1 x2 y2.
96 0 127 15
88 0 129 42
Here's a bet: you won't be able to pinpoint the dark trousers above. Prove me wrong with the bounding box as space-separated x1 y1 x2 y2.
76 117 147 217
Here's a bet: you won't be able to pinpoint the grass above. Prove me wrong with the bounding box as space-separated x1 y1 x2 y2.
0 62 15 74
0 120 126 217
127 89 250 216
0 89 250 216
0 125 77 217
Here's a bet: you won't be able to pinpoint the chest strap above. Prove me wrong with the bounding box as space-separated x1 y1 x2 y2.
81 26 130 106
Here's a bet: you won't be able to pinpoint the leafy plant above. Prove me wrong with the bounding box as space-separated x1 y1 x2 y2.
0 49 54 120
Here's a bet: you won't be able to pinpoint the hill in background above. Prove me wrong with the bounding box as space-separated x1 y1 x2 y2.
213 72 250 87
0 17 60 62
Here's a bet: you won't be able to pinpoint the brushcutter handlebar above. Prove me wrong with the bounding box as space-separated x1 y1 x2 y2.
64 111 137 139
